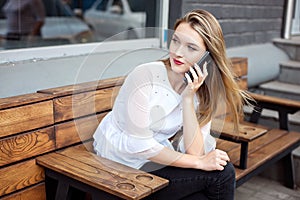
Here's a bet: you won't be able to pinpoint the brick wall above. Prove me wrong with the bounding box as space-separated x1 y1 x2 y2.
169 0 286 48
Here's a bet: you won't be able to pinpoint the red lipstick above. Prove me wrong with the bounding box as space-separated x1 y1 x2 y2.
173 58 184 65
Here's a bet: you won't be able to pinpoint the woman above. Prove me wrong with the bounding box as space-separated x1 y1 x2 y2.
93 9 248 199
3 0 45 48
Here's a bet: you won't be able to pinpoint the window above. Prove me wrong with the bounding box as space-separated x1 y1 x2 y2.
0 0 169 98
0 0 167 52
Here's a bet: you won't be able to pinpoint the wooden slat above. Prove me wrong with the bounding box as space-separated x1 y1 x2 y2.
38 76 125 97
58 145 169 193
0 127 55 166
1 183 46 200
0 159 44 196
216 139 240 153
36 153 153 200
0 100 54 138
250 92 300 109
0 93 52 110
55 113 107 149
236 78 248 90
230 57 248 77
217 129 288 166
235 131 300 181
53 87 120 122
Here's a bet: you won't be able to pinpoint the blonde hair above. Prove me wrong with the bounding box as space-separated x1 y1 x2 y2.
163 9 249 131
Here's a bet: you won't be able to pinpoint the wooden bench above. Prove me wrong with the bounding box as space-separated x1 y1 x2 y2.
248 92 300 130
1 57 300 200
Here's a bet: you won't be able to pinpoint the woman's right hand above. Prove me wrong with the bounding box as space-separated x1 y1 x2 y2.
196 149 230 171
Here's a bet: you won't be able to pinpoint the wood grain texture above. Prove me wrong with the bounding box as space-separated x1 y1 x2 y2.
36 153 153 200
250 92 300 108
230 57 248 77
237 78 248 90
211 119 268 142
59 145 169 193
1 183 46 200
216 129 300 180
0 159 44 196
38 76 125 97
235 130 300 181
55 113 107 149
0 93 52 110
217 129 287 166
53 87 120 122
0 100 54 138
0 127 55 166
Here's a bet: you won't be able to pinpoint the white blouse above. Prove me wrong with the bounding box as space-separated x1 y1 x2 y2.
93 61 216 169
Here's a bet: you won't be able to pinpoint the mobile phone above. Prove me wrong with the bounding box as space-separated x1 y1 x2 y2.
183 51 212 84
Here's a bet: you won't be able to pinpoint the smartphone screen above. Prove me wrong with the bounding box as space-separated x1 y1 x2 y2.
183 51 212 84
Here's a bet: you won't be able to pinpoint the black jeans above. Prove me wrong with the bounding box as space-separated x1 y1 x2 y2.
141 162 236 200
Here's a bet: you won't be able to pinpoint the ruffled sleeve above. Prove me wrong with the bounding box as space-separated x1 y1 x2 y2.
111 62 165 156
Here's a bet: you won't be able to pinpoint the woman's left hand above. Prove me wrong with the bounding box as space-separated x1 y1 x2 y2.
182 62 208 98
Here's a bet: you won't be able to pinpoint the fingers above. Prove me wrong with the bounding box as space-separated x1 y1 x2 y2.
217 149 230 162
193 62 208 84
213 149 230 170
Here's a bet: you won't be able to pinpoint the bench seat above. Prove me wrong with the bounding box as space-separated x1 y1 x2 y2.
36 143 169 200
217 126 300 187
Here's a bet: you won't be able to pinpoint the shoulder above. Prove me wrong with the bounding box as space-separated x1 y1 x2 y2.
129 61 165 78
134 61 165 72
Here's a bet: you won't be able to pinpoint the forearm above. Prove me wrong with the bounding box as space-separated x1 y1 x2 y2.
149 147 200 169
182 98 205 156
149 147 230 171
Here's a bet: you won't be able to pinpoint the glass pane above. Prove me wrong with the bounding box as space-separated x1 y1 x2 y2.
0 0 161 50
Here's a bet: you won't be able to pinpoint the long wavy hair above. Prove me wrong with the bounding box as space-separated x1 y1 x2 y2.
163 9 250 131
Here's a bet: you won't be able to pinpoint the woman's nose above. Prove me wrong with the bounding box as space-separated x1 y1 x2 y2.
174 45 185 57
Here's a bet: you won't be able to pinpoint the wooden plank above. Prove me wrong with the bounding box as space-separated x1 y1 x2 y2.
36 153 154 200
55 113 107 149
247 129 288 154
58 145 169 193
0 93 52 110
0 100 54 138
230 57 248 77
0 127 55 166
0 159 44 196
53 87 120 122
216 139 241 166
217 129 288 166
236 78 248 90
235 131 300 181
250 92 300 109
38 76 125 97
211 119 267 142
1 183 46 200
216 139 239 153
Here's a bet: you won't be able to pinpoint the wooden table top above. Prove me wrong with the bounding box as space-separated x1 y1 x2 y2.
211 119 268 142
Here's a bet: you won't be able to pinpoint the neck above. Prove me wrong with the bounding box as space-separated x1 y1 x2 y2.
166 67 186 94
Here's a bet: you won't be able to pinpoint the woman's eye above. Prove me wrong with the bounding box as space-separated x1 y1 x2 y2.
188 46 197 51
171 38 179 43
